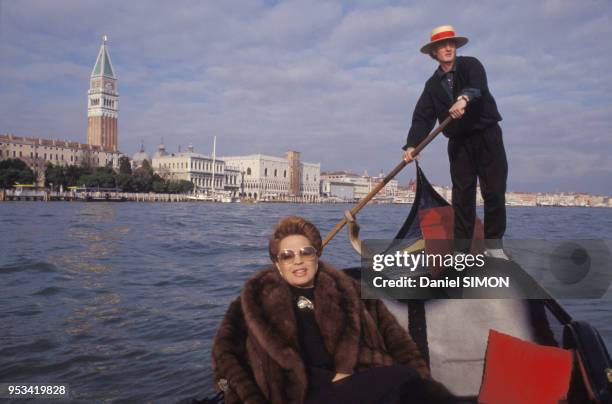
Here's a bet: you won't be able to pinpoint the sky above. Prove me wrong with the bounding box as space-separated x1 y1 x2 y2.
1 0 611 194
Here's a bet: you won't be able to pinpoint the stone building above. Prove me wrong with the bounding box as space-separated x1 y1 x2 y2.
222 151 320 202
152 144 240 198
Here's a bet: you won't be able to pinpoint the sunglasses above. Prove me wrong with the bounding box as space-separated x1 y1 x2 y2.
277 246 318 264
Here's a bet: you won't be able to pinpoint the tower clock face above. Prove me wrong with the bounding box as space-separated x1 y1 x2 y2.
105 82 113 91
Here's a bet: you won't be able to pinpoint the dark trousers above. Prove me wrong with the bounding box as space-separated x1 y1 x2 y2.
304 365 457 404
448 124 508 251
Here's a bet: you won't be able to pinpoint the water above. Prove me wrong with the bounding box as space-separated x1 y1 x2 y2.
1 202 611 402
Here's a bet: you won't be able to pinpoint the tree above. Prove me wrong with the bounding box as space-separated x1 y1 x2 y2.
45 163 66 190
141 159 152 172
0 159 35 188
115 174 134 192
178 180 194 194
152 180 167 193
78 167 116 188
166 180 194 194
118 156 132 175
65 165 89 187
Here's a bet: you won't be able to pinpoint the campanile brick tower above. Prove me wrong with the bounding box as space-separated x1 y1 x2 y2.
87 35 118 151
286 150 301 197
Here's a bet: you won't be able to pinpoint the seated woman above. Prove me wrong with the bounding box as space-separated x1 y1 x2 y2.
212 216 455 404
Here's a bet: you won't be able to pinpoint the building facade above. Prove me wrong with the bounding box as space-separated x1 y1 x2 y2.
321 171 370 200
222 152 320 202
152 144 240 197
0 134 122 180
320 181 355 201
87 36 118 152
320 170 399 202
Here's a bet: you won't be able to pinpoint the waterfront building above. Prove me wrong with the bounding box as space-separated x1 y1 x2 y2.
321 170 399 202
222 152 320 202
152 144 240 197
320 180 355 202
87 36 119 152
506 192 537 206
321 171 371 200
370 171 399 198
0 134 122 182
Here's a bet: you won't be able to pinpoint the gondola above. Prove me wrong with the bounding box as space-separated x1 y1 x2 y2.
195 165 611 404
341 163 612 403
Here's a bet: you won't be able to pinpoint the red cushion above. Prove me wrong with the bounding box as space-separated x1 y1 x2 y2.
479 330 573 404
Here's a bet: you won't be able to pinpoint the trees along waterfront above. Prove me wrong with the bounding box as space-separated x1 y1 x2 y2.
0 157 194 193
0 159 35 188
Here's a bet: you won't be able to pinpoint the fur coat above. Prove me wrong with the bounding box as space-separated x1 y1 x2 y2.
211 261 430 404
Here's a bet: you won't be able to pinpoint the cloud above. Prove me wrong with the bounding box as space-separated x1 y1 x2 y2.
1 0 611 194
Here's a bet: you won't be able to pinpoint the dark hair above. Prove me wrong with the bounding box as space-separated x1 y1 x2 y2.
268 216 322 262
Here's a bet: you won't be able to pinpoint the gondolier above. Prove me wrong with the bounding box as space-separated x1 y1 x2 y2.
403 25 508 258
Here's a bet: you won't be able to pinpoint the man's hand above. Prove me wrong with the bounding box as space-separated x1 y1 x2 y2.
403 147 419 163
449 97 468 119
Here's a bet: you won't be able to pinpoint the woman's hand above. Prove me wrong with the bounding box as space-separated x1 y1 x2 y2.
331 372 351 383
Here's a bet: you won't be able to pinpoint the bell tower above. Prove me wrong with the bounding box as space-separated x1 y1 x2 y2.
87 35 118 151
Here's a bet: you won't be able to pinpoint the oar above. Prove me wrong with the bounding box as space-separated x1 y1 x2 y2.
322 116 453 248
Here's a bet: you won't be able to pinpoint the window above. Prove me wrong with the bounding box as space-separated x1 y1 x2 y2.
284 170 287 178
19 151 22 157
274 169 277 177
247 167 251 175
264 168 268 177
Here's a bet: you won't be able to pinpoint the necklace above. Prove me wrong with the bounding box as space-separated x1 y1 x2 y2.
296 296 314 310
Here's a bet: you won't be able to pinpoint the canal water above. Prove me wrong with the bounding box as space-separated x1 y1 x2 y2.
1 202 611 402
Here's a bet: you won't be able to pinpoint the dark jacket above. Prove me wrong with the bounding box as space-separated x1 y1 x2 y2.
211 261 429 404
404 56 502 149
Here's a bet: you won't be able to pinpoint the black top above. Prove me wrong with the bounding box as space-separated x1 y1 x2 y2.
404 56 502 149
289 285 334 372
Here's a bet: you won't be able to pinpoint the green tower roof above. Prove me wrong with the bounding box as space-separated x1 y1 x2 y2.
91 36 116 78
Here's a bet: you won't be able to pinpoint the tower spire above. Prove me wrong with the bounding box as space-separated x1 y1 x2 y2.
92 35 115 78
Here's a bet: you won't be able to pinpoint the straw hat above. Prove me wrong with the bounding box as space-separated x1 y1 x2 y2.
420 25 468 54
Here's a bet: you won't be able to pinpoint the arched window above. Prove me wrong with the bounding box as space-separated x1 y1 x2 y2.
264 168 268 177
247 167 251 175
274 169 277 177
284 170 287 178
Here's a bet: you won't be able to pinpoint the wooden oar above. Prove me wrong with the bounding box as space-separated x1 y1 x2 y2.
322 116 453 248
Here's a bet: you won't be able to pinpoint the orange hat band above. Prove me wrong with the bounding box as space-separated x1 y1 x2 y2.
431 30 455 42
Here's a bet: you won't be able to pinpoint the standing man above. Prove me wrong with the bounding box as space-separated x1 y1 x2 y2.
403 25 508 258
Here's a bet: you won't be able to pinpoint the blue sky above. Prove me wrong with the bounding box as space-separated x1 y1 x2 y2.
1 0 611 193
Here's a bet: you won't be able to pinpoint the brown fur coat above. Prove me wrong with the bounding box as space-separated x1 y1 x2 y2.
212 261 429 404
